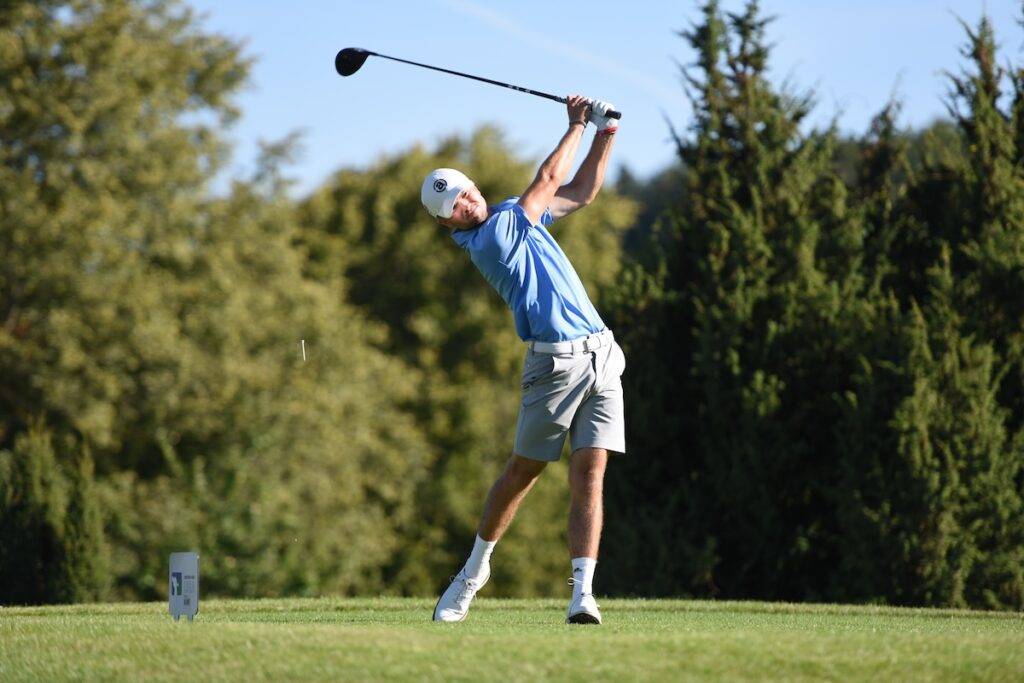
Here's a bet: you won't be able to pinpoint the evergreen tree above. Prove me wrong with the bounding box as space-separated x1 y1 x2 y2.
833 248 1024 608
849 102 912 294
605 1 1024 610
941 14 1024 437
606 0 859 599
62 445 109 601
0 424 108 604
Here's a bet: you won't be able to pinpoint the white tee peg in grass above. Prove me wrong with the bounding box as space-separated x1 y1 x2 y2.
169 552 199 622
301 339 306 362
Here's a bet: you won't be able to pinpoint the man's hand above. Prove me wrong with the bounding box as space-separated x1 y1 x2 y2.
566 94 590 128
548 99 619 220
518 94 589 224
587 99 618 133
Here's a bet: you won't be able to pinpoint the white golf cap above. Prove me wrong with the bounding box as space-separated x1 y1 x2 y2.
421 168 473 219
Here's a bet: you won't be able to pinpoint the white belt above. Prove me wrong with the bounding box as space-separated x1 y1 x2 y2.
529 329 614 355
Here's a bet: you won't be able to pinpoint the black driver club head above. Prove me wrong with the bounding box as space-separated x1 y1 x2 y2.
335 48 371 76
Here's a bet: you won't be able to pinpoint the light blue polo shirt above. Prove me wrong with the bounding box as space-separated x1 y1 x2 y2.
450 196 606 342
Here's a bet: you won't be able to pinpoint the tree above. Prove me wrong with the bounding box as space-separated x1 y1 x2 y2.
0 0 248 460
605 0 858 599
0 423 108 604
1 0 431 601
603 1 1024 609
833 249 1024 608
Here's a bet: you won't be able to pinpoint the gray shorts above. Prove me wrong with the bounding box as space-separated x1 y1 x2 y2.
513 329 627 462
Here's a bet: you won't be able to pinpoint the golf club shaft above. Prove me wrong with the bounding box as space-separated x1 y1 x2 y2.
365 50 622 120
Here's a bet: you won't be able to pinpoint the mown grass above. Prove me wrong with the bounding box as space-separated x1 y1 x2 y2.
2 597 1022 681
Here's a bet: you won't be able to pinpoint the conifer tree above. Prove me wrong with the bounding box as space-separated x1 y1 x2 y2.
0 424 107 604
605 2 1024 609
834 247 1024 608
851 102 913 294
605 0 861 598
942 14 1024 437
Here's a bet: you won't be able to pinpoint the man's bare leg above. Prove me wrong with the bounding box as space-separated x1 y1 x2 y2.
434 454 547 621
566 447 607 622
569 447 607 557
455 454 546 583
478 454 548 541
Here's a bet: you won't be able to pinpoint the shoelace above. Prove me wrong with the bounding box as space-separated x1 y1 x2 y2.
450 573 480 609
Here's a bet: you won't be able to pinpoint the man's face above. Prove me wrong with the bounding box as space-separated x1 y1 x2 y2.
440 185 488 231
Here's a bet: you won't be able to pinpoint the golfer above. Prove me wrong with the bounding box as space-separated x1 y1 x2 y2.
422 95 624 624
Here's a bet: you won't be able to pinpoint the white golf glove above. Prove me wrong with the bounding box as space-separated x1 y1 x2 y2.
587 99 618 133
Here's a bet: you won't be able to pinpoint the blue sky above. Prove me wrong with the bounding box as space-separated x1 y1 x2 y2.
185 0 1021 196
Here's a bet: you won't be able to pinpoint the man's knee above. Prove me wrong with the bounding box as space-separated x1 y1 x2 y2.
505 454 547 486
569 447 607 497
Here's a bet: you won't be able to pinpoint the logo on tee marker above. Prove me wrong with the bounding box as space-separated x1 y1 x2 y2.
433 179 447 192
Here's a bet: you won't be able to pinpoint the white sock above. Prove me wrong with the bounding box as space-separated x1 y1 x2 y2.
571 557 597 599
464 535 496 580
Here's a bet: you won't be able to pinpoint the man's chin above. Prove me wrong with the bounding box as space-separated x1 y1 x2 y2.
452 217 486 231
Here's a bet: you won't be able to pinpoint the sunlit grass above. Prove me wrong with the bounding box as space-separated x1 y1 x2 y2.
2 597 1022 681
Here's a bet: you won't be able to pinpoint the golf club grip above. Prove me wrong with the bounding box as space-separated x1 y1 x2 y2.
550 96 622 120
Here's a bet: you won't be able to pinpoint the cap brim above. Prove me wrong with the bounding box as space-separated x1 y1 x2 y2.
437 186 465 219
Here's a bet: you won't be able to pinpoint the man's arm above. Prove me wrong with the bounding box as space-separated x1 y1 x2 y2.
549 130 617 220
518 94 590 224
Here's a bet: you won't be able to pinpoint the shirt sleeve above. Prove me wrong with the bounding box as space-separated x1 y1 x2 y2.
541 206 555 227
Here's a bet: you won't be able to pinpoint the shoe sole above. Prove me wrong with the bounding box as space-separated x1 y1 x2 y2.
566 611 602 625
432 571 490 622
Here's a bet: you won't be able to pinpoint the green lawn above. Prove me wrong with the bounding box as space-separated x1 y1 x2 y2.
2 597 1022 681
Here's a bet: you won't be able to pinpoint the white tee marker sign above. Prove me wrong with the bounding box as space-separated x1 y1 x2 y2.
169 552 199 621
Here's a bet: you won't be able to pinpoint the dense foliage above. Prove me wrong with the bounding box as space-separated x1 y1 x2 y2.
1 0 1021 609
602 1 1024 609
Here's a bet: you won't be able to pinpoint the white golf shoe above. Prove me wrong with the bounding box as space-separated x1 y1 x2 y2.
566 587 602 625
432 565 489 622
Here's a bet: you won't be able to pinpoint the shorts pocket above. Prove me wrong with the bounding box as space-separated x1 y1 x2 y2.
521 353 555 389
553 352 590 374
521 352 584 392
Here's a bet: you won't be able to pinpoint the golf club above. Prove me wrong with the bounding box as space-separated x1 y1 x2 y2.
335 48 622 120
